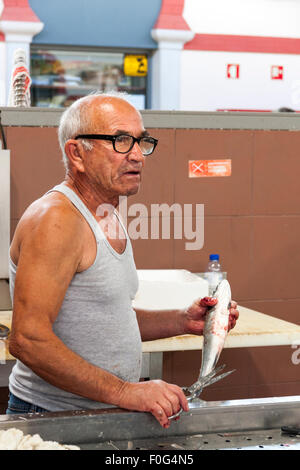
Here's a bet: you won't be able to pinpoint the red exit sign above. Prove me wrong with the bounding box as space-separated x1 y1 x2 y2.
271 65 283 80
227 64 240 79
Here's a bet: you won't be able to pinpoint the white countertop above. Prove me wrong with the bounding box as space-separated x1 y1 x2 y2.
1 306 300 358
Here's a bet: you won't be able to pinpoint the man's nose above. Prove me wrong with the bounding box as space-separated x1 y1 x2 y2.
127 141 145 162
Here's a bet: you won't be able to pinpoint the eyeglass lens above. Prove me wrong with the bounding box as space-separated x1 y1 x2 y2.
115 135 155 155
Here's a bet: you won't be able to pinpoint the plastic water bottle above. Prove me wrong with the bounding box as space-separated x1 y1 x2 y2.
205 254 224 296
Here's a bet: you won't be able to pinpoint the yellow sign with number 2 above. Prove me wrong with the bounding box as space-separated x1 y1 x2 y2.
124 55 148 77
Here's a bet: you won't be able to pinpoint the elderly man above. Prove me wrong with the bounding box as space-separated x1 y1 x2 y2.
7 93 238 428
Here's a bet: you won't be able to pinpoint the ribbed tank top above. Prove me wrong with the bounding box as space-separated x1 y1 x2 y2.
9 183 142 411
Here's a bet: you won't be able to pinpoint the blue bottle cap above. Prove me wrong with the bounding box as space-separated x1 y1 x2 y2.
209 254 219 261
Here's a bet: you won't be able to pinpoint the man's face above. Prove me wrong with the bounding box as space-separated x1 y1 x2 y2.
79 98 146 200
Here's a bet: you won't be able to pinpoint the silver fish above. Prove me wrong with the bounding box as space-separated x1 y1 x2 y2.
168 280 233 419
199 279 232 379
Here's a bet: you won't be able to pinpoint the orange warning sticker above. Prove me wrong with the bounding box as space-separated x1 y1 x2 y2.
189 159 232 178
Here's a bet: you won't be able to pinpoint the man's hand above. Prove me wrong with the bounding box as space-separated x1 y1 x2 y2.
117 380 189 428
182 297 239 336
228 300 239 331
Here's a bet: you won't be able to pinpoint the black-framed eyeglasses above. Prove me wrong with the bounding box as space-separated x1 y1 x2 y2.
74 133 158 156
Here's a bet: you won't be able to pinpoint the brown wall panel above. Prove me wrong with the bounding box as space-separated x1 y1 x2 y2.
129 129 175 209
173 216 253 300
6 127 64 220
174 130 253 216
251 216 300 301
163 346 300 401
253 131 300 215
7 126 300 315
131 220 174 269
5 121 300 402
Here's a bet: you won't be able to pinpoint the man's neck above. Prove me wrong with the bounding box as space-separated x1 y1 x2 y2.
63 175 119 220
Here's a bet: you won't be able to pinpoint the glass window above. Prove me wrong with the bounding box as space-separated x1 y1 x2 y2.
30 48 147 109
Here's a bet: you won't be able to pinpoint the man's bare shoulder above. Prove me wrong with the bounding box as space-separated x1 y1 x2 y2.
17 191 83 234
11 191 85 264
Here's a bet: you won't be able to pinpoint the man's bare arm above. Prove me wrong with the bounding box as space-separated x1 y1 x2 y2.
135 308 186 342
9 202 126 405
135 301 239 342
9 199 188 428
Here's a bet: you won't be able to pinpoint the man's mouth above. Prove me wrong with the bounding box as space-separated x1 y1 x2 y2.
123 170 141 177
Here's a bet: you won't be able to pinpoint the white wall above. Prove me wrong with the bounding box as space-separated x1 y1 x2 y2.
180 50 300 111
183 0 300 38
179 0 300 111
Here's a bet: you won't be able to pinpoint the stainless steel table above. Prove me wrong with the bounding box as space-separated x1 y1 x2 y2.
1 396 300 450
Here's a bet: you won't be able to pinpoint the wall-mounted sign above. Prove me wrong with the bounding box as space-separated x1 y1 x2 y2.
189 160 232 178
271 65 283 80
227 64 240 79
124 55 148 76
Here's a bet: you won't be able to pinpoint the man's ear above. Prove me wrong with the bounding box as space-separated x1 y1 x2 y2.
64 140 85 173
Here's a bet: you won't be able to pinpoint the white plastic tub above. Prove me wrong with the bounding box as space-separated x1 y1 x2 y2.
133 269 209 310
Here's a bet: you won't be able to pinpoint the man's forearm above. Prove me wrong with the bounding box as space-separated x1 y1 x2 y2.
135 308 186 342
9 330 125 406
9 326 190 428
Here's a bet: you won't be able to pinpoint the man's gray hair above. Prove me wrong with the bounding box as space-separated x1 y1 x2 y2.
58 91 130 171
